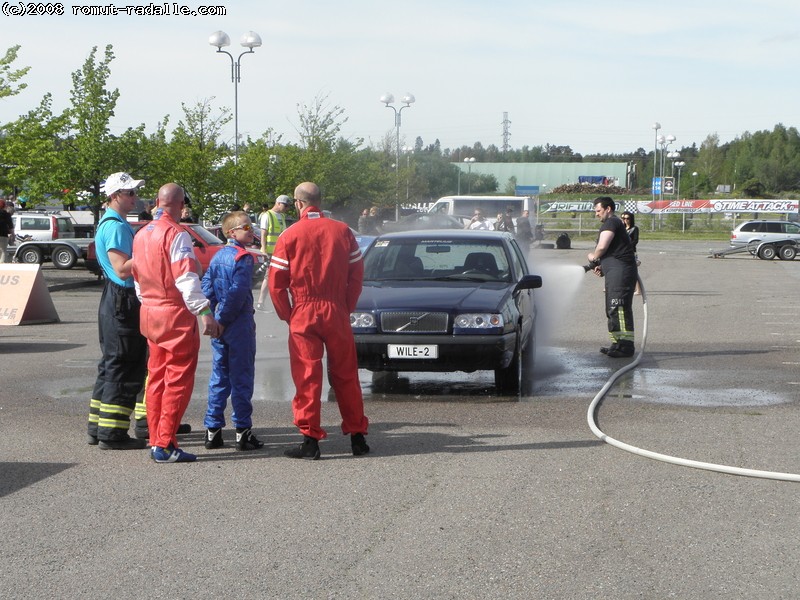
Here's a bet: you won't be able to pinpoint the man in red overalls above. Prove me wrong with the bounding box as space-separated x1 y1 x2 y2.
269 181 369 460
132 183 221 463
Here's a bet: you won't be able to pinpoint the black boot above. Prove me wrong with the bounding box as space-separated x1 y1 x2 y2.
205 428 224 449
235 428 264 451
284 435 320 460
600 343 618 355
351 433 370 456
606 340 634 358
98 435 147 450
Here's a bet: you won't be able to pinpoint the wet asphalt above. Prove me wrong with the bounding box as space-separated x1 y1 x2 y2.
2 239 800 599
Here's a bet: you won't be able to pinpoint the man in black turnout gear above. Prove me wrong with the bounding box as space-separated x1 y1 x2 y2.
586 196 638 358
87 172 149 449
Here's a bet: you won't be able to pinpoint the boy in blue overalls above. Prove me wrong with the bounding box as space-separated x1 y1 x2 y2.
201 211 263 451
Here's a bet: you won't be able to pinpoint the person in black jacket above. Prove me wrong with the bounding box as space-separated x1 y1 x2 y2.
621 211 641 295
587 198 638 358
0 199 14 263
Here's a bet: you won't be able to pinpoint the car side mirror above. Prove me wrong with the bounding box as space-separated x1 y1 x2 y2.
514 274 542 294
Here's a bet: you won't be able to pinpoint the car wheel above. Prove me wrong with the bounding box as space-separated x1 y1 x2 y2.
371 370 398 392
779 245 797 260
19 246 43 264
495 331 532 395
52 247 78 269
758 244 777 260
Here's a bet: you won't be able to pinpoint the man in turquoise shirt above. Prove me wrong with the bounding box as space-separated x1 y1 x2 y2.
87 172 149 449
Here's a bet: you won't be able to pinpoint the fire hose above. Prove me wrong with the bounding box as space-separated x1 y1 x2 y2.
585 272 800 482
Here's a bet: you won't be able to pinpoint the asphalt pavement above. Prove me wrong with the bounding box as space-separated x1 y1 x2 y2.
2 239 800 599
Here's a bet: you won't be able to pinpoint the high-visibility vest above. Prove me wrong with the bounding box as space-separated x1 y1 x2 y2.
260 209 286 255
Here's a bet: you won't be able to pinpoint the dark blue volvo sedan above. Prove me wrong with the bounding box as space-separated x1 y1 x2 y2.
350 229 542 394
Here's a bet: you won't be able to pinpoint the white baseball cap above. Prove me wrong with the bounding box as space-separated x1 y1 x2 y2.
102 172 145 197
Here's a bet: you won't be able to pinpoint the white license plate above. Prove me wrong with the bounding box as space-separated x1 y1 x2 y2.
387 344 439 359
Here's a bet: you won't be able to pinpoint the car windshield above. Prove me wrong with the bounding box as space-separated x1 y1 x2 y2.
364 238 511 282
185 223 225 245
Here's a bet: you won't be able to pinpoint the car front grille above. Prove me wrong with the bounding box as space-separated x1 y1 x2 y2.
380 312 449 333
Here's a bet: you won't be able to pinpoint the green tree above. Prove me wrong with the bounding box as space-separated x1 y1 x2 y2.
0 45 30 99
0 94 69 203
168 98 231 220
61 45 121 214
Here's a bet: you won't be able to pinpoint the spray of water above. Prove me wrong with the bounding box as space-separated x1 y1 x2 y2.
534 262 587 347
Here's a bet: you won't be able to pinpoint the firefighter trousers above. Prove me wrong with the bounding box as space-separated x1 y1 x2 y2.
602 258 637 344
88 281 148 442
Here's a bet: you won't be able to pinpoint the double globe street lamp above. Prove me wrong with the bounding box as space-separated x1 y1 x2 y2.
381 93 415 220
209 30 262 167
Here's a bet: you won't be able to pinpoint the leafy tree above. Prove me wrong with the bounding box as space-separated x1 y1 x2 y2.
0 45 30 99
695 133 724 192
168 98 231 220
0 94 69 204
61 45 121 215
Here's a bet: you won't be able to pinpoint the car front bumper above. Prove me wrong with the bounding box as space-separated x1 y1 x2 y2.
354 332 516 373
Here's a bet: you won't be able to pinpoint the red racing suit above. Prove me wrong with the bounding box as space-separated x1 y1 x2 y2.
132 213 210 449
268 206 368 440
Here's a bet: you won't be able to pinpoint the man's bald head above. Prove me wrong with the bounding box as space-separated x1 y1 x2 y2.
294 182 321 207
157 183 186 220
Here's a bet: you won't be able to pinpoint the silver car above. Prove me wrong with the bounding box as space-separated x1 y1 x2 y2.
730 220 800 248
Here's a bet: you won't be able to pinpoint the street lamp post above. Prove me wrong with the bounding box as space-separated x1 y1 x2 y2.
464 157 476 194
658 134 676 203
652 122 661 203
403 146 413 203
380 93 415 220
674 161 686 198
209 30 261 204
209 30 262 166
674 160 686 231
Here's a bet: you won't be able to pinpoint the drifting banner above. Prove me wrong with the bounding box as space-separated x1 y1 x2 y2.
542 199 800 214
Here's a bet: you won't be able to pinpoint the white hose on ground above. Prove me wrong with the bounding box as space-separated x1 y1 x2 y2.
586 274 800 482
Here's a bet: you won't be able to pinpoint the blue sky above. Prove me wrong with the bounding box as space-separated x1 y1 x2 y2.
3 0 800 156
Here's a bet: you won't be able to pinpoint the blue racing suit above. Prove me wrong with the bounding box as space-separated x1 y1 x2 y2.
201 241 256 429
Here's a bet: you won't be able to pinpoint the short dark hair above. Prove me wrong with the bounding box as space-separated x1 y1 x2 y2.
593 196 615 211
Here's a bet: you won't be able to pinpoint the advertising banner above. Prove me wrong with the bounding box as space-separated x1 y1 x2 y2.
542 199 800 214
0 264 60 326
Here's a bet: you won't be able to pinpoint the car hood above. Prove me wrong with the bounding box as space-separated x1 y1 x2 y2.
357 280 513 312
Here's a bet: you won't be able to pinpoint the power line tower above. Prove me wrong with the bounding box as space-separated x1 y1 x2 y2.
501 112 511 153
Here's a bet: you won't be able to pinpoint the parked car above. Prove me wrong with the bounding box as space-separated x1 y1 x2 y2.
730 220 800 249
380 212 471 233
350 229 543 394
9 210 93 269
12 211 76 241
86 221 268 286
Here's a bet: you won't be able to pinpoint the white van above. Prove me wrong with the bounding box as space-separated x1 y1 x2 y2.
426 196 533 221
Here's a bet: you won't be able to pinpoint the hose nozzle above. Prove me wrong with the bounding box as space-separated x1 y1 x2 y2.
583 260 600 273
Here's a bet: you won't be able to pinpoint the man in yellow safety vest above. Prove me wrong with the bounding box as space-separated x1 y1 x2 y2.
256 194 292 311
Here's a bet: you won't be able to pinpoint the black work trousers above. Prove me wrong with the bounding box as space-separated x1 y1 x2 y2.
88 281 148 442
601 258 637 344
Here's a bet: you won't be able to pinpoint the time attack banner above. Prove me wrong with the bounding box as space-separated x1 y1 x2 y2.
542 199 800 214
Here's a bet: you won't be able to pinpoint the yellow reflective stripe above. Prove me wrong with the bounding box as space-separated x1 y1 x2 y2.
614 306 634 341
88 414 99 424
134 400 146 420
98 417 131 429
90 398 101 409
99 404 133 417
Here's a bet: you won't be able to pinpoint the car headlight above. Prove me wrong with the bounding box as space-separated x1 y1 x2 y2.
350 312 376 329
454 313 504 330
